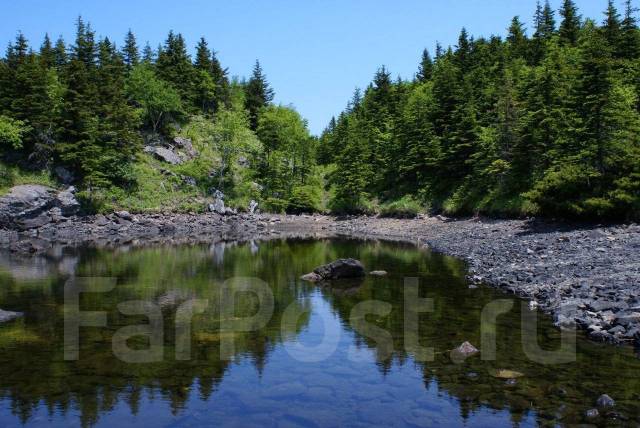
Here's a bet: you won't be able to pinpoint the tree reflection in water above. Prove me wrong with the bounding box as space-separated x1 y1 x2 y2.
0 239 638 427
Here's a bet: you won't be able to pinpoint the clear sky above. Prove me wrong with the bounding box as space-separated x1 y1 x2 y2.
0 0 612 134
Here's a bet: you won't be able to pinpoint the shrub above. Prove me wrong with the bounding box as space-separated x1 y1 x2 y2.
287 185 321 214
379 196 422 218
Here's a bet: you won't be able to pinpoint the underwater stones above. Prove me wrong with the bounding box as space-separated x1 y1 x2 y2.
0 309 23 324
585 408 600 419
311 259 366 280
300 272 322 282
450 341 479 363
369 270 388 276
596 394 615 409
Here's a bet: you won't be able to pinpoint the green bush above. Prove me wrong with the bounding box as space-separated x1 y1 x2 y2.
379 196 422 218
287 185 321 214
263 197 288 213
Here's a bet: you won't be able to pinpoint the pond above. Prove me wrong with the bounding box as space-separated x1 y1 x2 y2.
0 238 638 427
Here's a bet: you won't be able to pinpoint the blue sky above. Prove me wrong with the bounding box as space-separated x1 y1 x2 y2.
1 1 611 134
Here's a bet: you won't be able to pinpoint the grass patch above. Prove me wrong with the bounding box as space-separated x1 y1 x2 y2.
379 196 423 218
0 162 57 195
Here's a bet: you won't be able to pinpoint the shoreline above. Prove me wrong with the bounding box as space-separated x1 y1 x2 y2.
1 212 639 347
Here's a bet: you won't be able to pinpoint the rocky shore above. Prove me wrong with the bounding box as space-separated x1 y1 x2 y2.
1 186 639 347
320 216 640 347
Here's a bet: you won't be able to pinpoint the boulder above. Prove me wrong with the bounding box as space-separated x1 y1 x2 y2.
311 259 366 281
173 137 198 159
596 394 615 409
450 341 479 362
369 270 388 276
249 200 259 215
300 272 323 282
208 198 226 215
57 186 80 216
144 146 183 165
0 185 80 230
0 309 23 324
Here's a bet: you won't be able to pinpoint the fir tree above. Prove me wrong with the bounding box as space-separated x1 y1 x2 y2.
559 0 581 46
507 16 528 58
141 42 154 63
244 60 274 130
416 49 433 82
122 29 139 70
621 0 640 59
40 34 55 68
54 36 67 68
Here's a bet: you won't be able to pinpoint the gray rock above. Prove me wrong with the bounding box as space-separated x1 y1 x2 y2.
57 187 80 216
0 309 23 324
249 200 259 215
585 408 599 419
452 341 479 358
312 258 366 280
0 185 80 230
173 137 197 158
144 146 183 165
596 394 615 409
208 198 226 215
369 270 388 276
115 211 133 221
301 272 322 282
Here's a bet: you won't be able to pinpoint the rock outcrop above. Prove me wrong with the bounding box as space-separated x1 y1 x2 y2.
0 185 80 230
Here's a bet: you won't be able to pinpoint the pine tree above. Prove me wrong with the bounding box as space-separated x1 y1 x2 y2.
122 29 139 70
455 28 471 72
507 16 528 58
416 49 433 82
156 31 195 107
54 36 67 68
621 0 640 59
209 49 230 111
603 0 623 56
40 34 55 68
559 0 581 46
141 42 154 63
194 37 212 72
244 60 274 130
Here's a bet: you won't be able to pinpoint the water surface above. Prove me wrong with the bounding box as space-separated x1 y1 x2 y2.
0 239 639 427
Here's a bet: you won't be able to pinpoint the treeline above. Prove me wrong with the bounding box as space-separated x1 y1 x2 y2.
320 0 640 221
0 18 318 212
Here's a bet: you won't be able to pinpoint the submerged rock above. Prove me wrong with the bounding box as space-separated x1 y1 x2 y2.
450 341 479 362
585 409 599 419
0 309 23 324
300 272 323 282
597 394 615 409
369 270 388 276
310 259 366 281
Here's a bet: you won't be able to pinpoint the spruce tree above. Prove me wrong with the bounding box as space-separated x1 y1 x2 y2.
40 34 55 68
141 42 154 63
507 16 528 58
194 37 212 71
244 60 274 130
621 0 640 59
156 31 195 107
416 49 433 82
603 0 623 56
54 36 67 68
122 29 139 70
559 0 581 46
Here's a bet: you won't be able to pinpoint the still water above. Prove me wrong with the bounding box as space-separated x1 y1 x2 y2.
0 238 638 427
